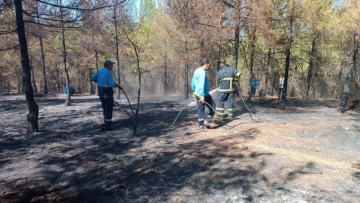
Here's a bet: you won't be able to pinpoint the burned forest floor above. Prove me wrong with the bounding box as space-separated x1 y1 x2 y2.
0 94 359 203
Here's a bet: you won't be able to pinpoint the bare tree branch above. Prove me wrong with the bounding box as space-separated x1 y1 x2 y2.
35 0 126 12
0 44 19 51
0 29 17 35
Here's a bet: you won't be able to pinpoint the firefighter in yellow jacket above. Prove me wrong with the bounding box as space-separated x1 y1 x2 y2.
216 60 240 119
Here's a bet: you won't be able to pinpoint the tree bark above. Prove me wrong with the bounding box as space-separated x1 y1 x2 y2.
339 34 358 112
306 35 317 98
163 51 168 95
184 40 189 99
0 74 2 94
14 0 39 132
114 0 121 100
248 27 256 101
60 1 71 106
265 48 271 91
31 66 37 93
36 2 48 94
233 23 240 70
232 1 240 70
94 48 99 95
39 36 48 94
88 68 93 95
281 13 294 102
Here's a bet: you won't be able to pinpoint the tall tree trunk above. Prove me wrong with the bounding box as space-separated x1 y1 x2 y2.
0 74 2 94
339 33 358 112
281 13 294 102
39 36 48 94
233 1 240 69
31 67 37 93
88 68 93 95
56 62 61 93
306 35 317 98
7 79 10 94
163 51 168 95
184 40 189 99
14 0 39 132
282 47 291 101
217 5 223 72
265 48 271 91
94 48 99 95
37 3 47 94
114 0 121 100
248 27 256 101
233 24 240 70
60 1 71 106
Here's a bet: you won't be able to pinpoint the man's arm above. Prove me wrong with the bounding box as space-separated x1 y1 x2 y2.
107 72 122 89
233 69 240 82
91 72 98 83
191 74 195 92
197 71 205 96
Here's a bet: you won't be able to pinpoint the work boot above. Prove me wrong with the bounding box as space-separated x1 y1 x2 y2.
225 114 234 120
215 114 224 120
100 121 113 131
204 117 215 128
198 121 206 129
105 121 112 131
199 125 206 129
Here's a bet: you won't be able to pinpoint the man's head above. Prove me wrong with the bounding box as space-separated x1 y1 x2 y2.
201 58 211 70
104 60 115 70
251 73 255 78
218 60 226 67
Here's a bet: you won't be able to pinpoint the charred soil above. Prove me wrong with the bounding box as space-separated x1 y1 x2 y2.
0 95 359 203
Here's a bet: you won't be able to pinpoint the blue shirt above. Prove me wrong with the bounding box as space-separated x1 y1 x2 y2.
191 67 210 97
91 67 116 88
251 77 258 86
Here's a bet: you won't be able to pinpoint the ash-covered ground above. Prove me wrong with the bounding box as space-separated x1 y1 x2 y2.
0 94 359 203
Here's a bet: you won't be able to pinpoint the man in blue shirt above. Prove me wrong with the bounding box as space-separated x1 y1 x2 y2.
250 73 258 96
191 58 216 128
91 60 122 131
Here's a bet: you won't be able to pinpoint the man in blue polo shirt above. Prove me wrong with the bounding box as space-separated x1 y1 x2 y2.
191 58 216 128
91 60 122 131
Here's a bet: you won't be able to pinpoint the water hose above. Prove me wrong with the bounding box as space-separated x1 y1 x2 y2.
234 82 258 122
169 84 260 129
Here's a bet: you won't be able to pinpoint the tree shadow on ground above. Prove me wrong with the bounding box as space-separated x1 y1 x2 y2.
0 96 355 202
0 127 272 202
247 97 339 110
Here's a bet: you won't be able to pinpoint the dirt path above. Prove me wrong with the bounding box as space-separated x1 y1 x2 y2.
0 95 359 203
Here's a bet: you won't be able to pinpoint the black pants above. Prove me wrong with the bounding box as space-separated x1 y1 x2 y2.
278 88 283 98
196 95 215 125
98 87 114 126
251 85 256 96
216 91 235 118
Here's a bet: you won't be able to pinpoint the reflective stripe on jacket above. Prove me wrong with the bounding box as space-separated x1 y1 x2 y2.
217 65 239 93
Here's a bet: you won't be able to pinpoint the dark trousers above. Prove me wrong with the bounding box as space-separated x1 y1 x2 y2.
278 88 283 99
251 85 256 96
100 97 114 122
216 92 235 118
196 95 215 125
98 87 114 126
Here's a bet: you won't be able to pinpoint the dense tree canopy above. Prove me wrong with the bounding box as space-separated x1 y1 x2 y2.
0 0 359 100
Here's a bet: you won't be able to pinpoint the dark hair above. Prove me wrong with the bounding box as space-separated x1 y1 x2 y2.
218 60 226 65
200 58 210 65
